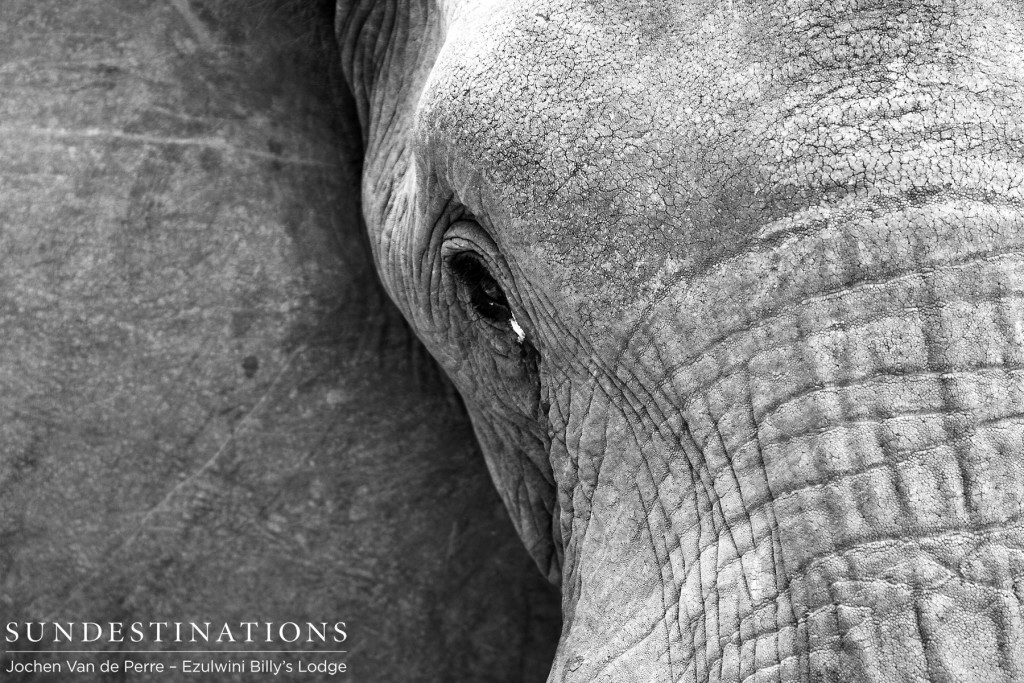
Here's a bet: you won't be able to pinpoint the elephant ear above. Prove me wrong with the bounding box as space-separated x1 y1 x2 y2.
334 3 562 583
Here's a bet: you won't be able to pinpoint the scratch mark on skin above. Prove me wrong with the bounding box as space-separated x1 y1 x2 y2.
144 104 224 124
1 125 332 167
116 343 308 545
167 0 216 49
0 58 133 75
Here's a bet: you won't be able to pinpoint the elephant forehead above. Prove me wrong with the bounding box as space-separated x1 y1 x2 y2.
420 1 758 288
417 0 1024 325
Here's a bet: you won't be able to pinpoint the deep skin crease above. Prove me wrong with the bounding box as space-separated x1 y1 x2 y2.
339 0 1024 681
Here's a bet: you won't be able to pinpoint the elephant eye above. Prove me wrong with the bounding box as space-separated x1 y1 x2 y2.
448 252 513 324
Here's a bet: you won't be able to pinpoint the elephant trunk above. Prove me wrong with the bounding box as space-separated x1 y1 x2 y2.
547 201 1024 681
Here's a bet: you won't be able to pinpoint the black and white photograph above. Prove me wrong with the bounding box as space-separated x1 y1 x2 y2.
3 1 1023 681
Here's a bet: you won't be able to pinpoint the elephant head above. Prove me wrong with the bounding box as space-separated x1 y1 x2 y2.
337 0 1024 680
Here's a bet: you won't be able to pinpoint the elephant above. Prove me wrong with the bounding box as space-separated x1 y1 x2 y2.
0 1 559 681
334 0 1024 680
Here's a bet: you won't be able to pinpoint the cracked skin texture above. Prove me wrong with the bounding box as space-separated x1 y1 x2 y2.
0 2 560 682
338 0 1024 681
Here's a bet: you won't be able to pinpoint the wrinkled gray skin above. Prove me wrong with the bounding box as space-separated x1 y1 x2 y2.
0 2 559 682
338 0 1024 680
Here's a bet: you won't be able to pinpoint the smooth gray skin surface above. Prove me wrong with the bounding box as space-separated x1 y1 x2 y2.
338 0 1024 680
0 2 560 681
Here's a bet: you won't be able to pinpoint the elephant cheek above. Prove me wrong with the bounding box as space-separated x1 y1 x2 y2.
548 454 693 683
543 395 709 683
